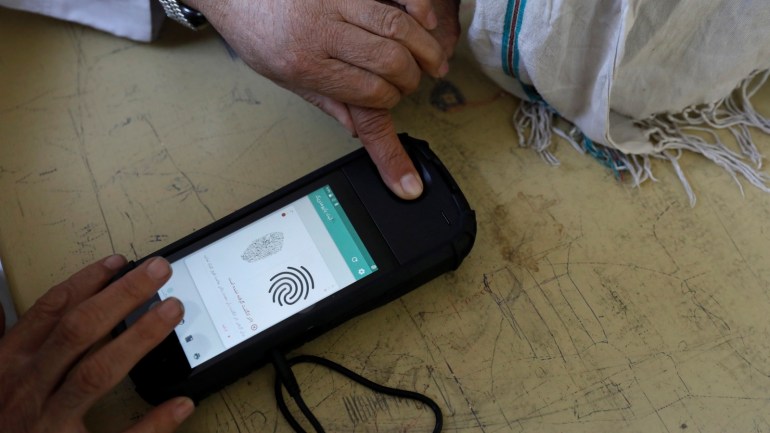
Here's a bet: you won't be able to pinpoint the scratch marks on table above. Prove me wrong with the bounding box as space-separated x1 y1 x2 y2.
482 262 607 363
91 43 139 65
342 392 427 427
229 85 261 107
482 269 531 354
492 204 541 272
140 115 216 222
74 222 110 255
445 359 489 433
166 159 216 221
14 189 24 218
67 26 88 98
399 298 457 416
108 117 133 135
69 107 116 254
573 379 633 420
705 194 767 302
393 221 770 432
218 390 245 433
496 349 722 430
230 117 286 165
651 203 683 276
0 165 14 179
681 277 731 334
0 88 56 114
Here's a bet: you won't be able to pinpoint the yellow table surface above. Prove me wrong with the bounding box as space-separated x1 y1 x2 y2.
2 5 770 433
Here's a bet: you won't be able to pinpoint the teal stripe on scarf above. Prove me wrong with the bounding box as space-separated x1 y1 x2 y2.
501 0 519 77
500 0 541 101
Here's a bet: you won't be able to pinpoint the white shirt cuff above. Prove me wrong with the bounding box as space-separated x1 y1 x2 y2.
0 0 164 42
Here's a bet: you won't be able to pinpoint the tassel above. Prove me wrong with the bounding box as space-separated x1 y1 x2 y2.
511 70 770 206
513 100 643 183
512 100 560 165
638 69 770 204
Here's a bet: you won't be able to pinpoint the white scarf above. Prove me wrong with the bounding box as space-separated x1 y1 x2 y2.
469 0 770 204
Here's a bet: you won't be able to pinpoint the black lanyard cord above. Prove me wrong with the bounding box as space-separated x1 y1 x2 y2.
271 351 443 433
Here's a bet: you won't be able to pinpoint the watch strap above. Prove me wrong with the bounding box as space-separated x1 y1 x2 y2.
158 0 207 30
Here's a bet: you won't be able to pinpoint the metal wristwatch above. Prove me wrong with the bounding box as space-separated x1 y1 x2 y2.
158 0 208 30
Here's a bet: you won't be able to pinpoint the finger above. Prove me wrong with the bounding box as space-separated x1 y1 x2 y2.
124 397 195 433
3 255 126 353
32 257 171 394
297 89 356 135
281 56 401 109
429 0 462 58
389 0 438 30
349 106 423 199
325 22 422 95
340 1 448 78
47 296 183 419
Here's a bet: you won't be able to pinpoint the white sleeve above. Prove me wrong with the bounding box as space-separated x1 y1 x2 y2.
0 0 165 42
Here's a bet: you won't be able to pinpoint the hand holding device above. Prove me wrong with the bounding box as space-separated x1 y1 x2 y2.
0 256 194 433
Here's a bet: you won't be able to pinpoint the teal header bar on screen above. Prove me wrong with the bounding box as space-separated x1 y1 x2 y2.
309 186 377 280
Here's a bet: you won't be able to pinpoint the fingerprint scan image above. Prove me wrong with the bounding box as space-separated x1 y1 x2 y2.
241 232 284 263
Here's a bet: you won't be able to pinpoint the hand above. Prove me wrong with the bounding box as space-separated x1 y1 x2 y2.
192 0 447 109
186 0 449 199
339 0 462 199
0 255 193 433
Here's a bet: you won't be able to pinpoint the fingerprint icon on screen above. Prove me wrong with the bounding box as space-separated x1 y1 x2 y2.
268 266 315 306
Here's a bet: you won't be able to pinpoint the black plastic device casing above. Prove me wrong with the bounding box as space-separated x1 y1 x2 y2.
112 134 476 404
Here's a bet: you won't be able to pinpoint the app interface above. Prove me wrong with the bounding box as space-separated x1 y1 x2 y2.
157 185 378 367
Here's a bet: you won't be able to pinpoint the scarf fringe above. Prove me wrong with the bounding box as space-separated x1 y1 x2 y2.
512 69 770 206
512 100 560 165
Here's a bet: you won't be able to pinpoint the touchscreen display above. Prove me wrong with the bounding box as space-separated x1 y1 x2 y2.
156 185 378 367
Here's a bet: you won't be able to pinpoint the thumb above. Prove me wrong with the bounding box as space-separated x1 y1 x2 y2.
349 106 423 199
123 396 195 433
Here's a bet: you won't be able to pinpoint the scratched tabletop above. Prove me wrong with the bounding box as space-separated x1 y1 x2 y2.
2 4 770 433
